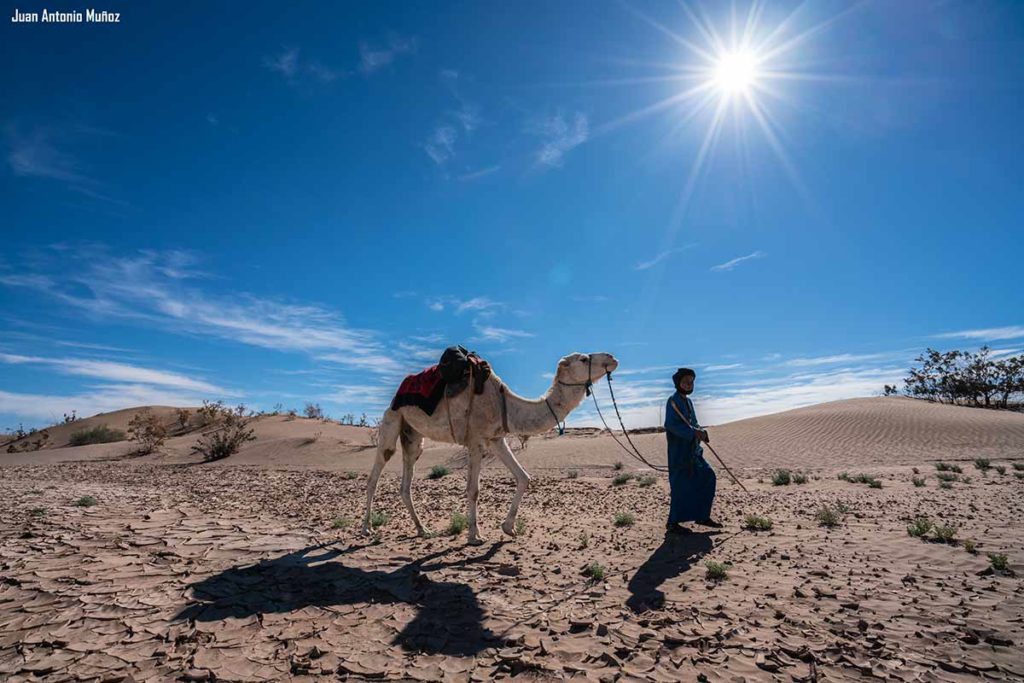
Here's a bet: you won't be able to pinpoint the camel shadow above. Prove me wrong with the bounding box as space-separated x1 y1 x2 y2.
626 532 714 612
174 541 506 656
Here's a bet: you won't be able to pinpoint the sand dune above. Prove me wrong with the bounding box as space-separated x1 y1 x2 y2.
1 396 1022 681
5 397 1023 473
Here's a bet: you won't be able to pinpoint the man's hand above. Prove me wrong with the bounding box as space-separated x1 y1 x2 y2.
697 429 710 444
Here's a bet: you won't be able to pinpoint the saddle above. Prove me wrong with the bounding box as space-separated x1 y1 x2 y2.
438 345 492 397
390 345 492 416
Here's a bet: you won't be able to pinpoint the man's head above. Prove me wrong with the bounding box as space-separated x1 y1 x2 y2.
672 367 696 395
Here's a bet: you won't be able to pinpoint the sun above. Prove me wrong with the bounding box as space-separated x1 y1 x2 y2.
711 49 760 95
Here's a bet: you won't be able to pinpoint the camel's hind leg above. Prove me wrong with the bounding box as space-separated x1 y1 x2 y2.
466 444 486 545
490 437 532 538
362 410 401 535
399 426 428 537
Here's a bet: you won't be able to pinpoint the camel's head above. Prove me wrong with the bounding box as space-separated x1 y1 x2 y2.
556 352 619 388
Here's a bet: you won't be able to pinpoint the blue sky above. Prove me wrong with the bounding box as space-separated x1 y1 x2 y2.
2 0 1022 430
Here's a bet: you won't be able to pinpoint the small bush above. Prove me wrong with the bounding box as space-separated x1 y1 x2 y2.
637 475 657 488
705 560 730 581
973 458 991 472
343 471 358 480
994 465 1006 475
428 465 450 480
447 512 468 536
515 518 526 536
933 525 956 544
613 512 635 527
583 562 606 582
935 462 962 473
743 514 773 531
370 510 390 528
835 501 852 514
988 553 1008 571
29 507 46 517
613 461 624 471
838 472 851 481
304 402 324 420
816 506 841 528
74 495 98 507
907 516 932 538
1016 472 1024 480
331 516 353 529
1012 463 1024 471
127 409 168 454
963 539 977 554
961 475 973 484
772 470 792 486
912 476 926 487
939 480 953 489
566 469 579 479
192 406 255 462
68 424 126 446
578 532 589 549
792 472 808 485
868 479 882 489
612 473 634 486
936 472 957 482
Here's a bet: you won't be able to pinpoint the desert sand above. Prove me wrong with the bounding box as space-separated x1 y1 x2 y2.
1 396 1022 681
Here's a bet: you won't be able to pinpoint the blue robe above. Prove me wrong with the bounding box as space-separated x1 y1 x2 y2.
664 391 716 523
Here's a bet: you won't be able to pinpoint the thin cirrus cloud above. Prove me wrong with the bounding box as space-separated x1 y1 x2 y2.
0 247 401 374
264 47 345 83
933 325 1024 341
358 35 416 75
473 324 535 343
0 353 227 394
535 111 589 168
6 125 121 203
710 250 766 272
634 244 697 271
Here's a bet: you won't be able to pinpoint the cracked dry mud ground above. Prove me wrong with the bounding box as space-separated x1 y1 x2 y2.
1 461 1022 682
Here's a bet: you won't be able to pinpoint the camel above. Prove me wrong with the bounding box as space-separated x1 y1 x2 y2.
363 351 618 544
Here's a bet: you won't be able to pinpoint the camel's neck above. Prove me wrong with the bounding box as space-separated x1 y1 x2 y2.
502 377 589 435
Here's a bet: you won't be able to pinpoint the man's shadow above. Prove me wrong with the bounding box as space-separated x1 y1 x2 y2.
626 532 714 612
174 541 505 656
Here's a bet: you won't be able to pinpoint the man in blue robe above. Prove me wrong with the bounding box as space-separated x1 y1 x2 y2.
664 368 721 534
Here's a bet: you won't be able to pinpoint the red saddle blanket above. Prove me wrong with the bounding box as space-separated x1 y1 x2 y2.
390 365 446 415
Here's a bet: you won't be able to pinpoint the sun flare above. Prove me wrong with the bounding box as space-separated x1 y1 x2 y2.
711 49 760 95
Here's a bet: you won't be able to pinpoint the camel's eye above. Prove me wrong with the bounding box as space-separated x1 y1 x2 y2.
579 355 589 364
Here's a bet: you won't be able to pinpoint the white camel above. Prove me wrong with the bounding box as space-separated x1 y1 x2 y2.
363 352 618 544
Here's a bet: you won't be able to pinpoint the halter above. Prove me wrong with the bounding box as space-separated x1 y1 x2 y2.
547 355 595 435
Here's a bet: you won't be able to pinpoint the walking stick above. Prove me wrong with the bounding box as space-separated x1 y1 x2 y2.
670 399 749 494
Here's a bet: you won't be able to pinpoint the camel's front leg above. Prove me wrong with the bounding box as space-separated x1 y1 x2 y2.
466 446 485 545
490 437 531 537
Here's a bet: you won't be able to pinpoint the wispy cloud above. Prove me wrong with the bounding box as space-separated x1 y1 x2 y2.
0 385 211 424
457 165 501 182
634 244 697 271
710 250 766 272
0 246 400 374
0 353 227 394
424 125 457 165
6 125 119 202
933 325 1024 341
535 111 589 167
264 47 345 84
473 324 535 343
425 295 503 315
782 352 891 367
358 35 416 75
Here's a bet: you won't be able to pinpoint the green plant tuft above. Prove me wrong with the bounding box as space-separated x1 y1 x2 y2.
612 473 634 486
772 470 792 486
428 465 450 480
705 560 730 581
816 505 841 528
447 512 468 536
370 510 390 528
583 562 606 582
331 516 353 529
912 476 926 487
69 424 126 446
743 514 773 531
74 495 98 507
613 512 635 527
637 475 658 488
988 553 1008 571
907 516 932 538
